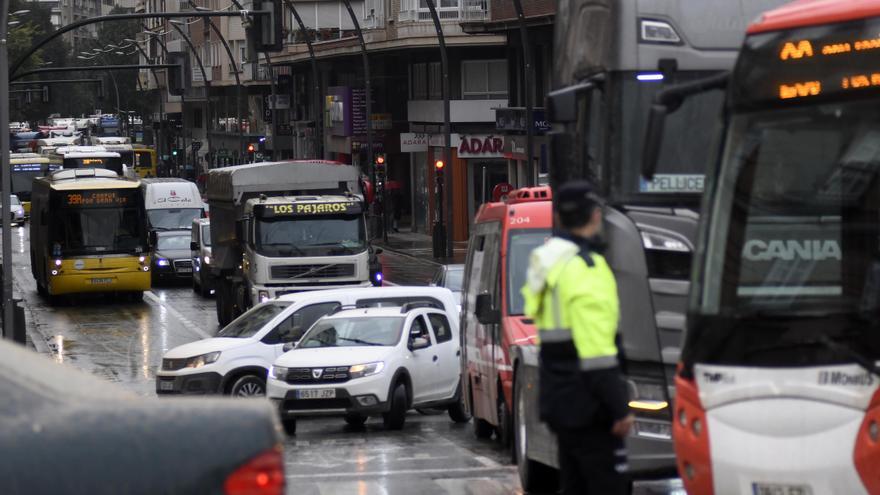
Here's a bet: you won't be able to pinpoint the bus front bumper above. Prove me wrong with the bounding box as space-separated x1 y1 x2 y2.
49 271 151 295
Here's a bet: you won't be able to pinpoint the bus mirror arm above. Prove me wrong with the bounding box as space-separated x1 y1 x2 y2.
641 71 731 181
475 293 500 325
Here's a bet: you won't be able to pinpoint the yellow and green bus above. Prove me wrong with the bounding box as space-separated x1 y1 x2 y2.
10 153 59 217
133 146 158 178
30 168 151 302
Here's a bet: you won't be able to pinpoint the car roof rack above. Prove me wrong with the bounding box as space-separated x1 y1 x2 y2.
400 302 437 314
328 304 358 315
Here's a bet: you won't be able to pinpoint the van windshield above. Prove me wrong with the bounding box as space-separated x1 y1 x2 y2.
148 208 202 230
507 229 552 315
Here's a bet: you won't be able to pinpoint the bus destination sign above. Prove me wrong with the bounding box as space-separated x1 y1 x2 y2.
259 201 362 217
735 18 880 107
65 190 132 207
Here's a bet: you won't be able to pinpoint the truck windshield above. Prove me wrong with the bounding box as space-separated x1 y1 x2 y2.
148 208 202 230
218 302 291 338
50 207 146 256
692 100 880 366
255 214 366 257
299 317 403 348
506 229 552 315
618 71 725 200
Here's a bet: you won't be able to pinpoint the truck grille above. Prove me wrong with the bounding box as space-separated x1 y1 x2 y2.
282 366 350 384
271 264 355 280
162 358 187 371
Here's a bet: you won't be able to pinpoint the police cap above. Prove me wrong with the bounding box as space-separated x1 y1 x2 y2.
555 180 603 228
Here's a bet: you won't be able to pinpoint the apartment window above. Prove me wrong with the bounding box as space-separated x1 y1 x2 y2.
410 62 441 100
462 59 508 100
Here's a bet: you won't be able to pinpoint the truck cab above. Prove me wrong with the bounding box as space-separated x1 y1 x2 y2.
242 194 377 304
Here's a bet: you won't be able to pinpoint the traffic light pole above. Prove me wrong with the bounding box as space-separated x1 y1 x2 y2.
425 0 453 258
512 0 535 186
168 20 211 178
0 0 11 339
142 27 185 174
285 0 323 159
126 42 166 161
340 0 374 192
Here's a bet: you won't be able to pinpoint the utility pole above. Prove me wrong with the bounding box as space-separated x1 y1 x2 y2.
0 0 12 337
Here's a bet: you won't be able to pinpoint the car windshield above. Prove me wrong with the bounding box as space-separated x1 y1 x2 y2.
507 229 552 315
618 71 725 199
255 214 366 257
691 100 880 367
217 302 291 338
157 234 190 251
148 208 202 230
299 316 403 348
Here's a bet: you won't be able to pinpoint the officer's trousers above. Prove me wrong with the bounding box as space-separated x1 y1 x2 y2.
556 427 628 495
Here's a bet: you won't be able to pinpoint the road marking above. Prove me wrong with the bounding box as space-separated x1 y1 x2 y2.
143 291 211 339
474 456 500 468
285 465 515 480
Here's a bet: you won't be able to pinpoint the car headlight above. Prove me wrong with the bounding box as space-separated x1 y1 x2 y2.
203 255 210 265
157 258 170 267
269 365 288 380
627 378 669 412
184 351 221 369
349 361 384 379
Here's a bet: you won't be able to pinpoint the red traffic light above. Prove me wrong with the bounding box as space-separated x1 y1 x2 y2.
247 143 256 153
376 155 386 165
434 160 445 170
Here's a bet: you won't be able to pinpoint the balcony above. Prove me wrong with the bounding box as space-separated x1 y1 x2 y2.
460 0 489 22
399 0 462 22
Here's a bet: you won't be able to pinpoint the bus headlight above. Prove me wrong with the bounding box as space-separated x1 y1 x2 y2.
51 270 59 276
54 259 62 267
138 256 146 263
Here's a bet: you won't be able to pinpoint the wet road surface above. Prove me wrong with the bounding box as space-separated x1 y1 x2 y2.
10 225 520 493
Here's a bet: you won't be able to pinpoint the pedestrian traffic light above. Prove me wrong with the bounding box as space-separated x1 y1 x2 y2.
245 0 283 54
375 154 386 167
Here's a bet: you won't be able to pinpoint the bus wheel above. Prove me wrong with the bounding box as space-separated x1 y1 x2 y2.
514 371 558 493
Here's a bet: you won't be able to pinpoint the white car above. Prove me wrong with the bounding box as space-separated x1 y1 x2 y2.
5 195 25 226
267 304 470 434
155 286 460 397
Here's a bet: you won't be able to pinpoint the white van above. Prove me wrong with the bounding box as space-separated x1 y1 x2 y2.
140 178 205 231
156 286 459 396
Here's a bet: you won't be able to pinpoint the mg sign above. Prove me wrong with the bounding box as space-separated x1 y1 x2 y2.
458 135 504 158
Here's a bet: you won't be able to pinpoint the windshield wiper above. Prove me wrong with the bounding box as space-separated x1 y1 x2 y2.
336 336 383 346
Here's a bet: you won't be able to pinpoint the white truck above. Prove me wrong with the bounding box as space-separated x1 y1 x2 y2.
207 160 383 326
140 178 205 231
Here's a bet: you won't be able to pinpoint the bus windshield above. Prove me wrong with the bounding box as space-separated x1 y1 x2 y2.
619 71 725 200
50 206 146 256
692 100 880 366
506 229 552 315
255 214 366 257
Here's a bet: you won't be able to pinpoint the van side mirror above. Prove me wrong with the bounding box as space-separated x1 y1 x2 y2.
475 293 500 325
190 241 199 251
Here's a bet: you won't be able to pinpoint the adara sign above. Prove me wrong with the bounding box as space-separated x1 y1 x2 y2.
458 135 504 158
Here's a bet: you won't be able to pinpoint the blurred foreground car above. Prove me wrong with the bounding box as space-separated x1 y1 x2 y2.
0 339 284 494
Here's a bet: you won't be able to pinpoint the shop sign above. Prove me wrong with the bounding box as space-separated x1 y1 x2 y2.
400 133 429 152
458 135 505 158
325 87 352 137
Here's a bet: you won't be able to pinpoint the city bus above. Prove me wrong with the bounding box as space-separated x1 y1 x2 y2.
133 146 157 178
10 153 60 217
460 0 788 492
30 168 150 302
638 1 880 493
50 146 125 176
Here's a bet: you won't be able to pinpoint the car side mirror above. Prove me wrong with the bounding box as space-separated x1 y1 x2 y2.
282 342 296 352
475 293 500 325
190 241 199 251
409 337 429 351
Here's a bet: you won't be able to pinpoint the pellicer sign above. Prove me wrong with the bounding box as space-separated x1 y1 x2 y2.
640 174 705 193
259 202 362 217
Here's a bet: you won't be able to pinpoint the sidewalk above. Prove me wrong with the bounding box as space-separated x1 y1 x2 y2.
376 228 468 264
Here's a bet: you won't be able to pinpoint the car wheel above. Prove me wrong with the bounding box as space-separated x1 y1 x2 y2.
515 371 558 493
282 417 297 436
496 389 513 450
229 375 266 397
344 413 368 427
382 382 408 430
447 396 472 424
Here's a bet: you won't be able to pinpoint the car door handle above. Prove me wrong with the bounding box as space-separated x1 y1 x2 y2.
433 355 438 362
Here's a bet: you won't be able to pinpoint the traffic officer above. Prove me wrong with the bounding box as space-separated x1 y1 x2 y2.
521 180 633 494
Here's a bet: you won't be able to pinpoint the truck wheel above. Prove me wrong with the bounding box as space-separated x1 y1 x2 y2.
216 284 232 327
514 372 558 493
199 279 211 298
344 413 368 427
496 388 513 449
281 417 297 436
192 277 199 293
382 382 408 430
229 375 266 397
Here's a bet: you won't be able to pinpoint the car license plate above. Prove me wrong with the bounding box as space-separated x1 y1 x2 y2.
159 380 175 391
296 389 336 399
177 267 192 273
752 483 812 495
89 278 113 285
